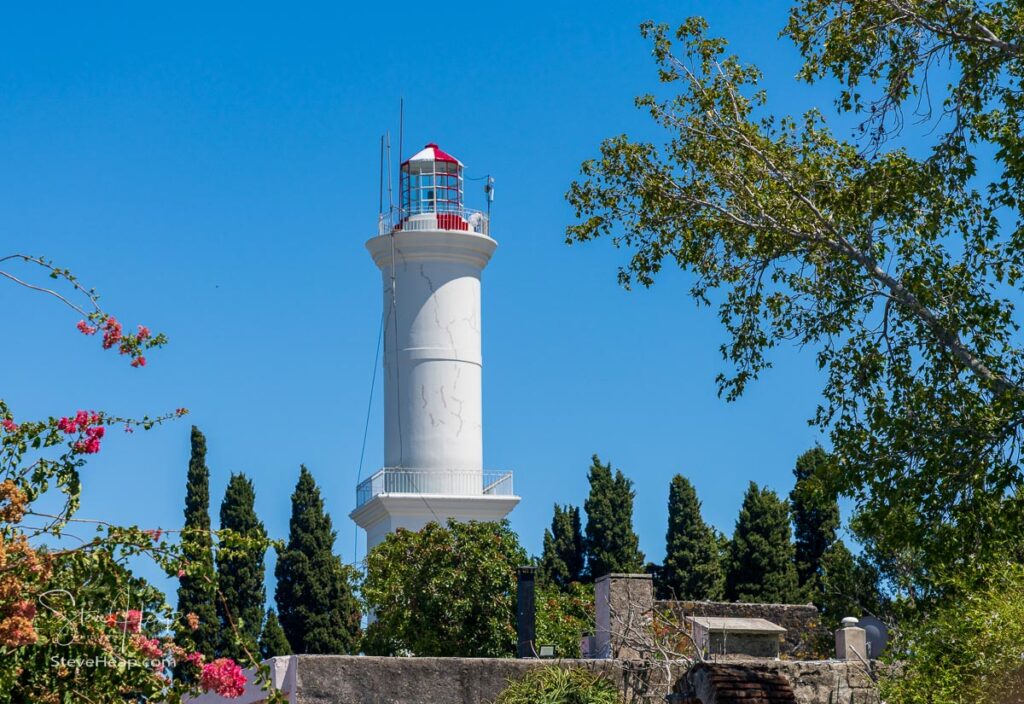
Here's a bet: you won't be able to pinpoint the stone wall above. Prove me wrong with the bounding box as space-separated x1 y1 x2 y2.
658 601 828 658
756 660 879 704
285 655 877 704
290 656 678 704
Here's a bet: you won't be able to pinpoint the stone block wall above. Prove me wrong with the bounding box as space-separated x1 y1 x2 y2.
281 655 877 704
658 601 828 658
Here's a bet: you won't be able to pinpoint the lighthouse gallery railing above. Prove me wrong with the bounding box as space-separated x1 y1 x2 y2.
377 206 489 236
356 468 514 507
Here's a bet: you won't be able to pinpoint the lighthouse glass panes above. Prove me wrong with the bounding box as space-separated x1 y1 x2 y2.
400 159 463 216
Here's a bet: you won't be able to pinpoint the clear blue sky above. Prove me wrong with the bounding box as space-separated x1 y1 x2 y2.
2 2 848 593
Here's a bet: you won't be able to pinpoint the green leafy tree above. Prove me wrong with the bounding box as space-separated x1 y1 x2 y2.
274 465 361 654
535 582 595 658
726 482 799 603
539 504 585 589
258 608 293 660
362 520 527 657
583 455 644 579
662 474 724 600
789 448 840 590
565 4 1024 602
175 426 220 659
880 562 1024 704
216 473 266 661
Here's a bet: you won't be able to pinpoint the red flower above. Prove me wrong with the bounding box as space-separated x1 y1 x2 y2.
2 419 17 433
131 355 146 368
76 320 97 335
137 325 151 340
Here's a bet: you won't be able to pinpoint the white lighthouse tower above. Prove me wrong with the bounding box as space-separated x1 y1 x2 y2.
350 143 519 552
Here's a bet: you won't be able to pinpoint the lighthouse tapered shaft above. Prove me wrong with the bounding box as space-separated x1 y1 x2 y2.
366 228 497 494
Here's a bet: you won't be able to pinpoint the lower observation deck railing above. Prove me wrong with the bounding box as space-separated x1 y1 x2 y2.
356 468 514 508
377 207 489 236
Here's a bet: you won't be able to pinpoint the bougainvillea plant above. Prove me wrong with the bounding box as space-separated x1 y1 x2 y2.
0 253 285 703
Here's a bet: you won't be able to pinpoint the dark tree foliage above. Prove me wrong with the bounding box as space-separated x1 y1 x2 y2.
662 474 724 600
274 466 361 654
583 455 644 579
817 540 885 630
175 426 219 660
258 608 293 660
539 504 585 590
362 520 528 657
726 482 800 603
216 473 266 660
789 448 841 589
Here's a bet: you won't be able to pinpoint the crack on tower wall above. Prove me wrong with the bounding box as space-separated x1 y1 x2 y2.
449 394 465 437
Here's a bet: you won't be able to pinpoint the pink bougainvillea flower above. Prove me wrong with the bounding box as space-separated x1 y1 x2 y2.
105 609 143 634
76 320 97 335
101 317 122 350
137 325 151 340
200 658 247 698
132 634 164 660
2 419 17 433
131 355 146 368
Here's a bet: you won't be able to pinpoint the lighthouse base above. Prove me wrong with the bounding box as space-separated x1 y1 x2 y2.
350 493 521 554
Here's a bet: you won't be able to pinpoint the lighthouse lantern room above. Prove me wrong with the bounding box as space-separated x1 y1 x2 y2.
352 142 519 553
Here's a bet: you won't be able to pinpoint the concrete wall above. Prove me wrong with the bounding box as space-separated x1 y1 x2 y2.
658 601 828 659
284 655 876 704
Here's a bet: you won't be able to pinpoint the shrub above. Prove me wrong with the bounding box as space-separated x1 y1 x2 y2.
493 667 622 704
362 519 527 657
536 582 594 658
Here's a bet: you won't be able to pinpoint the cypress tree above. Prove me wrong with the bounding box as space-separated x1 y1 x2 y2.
789 448 841 589
583 455 644 579
274 466 361 654
539 504 585 589
175 426 219 658
817 540 886 629
726 482 799 603
259 608 293 660
216 473 266 660
662 474 724 600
